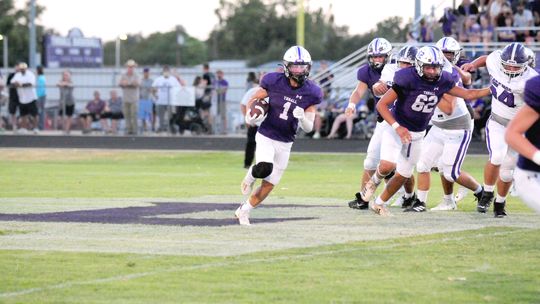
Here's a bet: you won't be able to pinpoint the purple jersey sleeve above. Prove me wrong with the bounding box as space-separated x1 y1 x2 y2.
357 64 370 83
524 75 540 113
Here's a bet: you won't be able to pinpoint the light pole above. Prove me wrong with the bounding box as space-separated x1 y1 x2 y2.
0 35 7 75
113 34 127 86
115 34 128 69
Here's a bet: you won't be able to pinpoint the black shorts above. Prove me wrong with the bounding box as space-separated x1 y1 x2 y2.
80 112 101 122
58 104 75 116
19 100 38 117
8 99 19 115
101 112 124 120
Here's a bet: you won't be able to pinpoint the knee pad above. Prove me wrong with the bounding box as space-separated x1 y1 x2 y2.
252 162 273 179
416 160 431 173
499 169 513 183
363 156 379 171
489 150 506 166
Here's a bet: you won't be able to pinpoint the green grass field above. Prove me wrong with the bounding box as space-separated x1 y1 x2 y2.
0 149 539 303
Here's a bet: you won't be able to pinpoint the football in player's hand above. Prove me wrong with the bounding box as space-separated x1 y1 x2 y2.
249 99 269 118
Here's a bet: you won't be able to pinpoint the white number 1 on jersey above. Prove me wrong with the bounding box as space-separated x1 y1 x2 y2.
279 102 292 120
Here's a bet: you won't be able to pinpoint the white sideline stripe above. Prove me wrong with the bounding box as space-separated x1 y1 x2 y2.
0 229 524 298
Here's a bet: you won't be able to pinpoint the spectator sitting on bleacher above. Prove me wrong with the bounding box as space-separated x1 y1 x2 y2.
101 90 124 135
513 0 534 42
479 14 494 43
326 100 364 140
79 90 107 134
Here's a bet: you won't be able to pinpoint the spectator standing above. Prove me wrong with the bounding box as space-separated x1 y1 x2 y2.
246 71 258 91
79 91 107 134
151 66 181 133
119 59 140 135
201 63 215 132
12 62 38 133
419 19 434 42
35 66 46 130
6 64 20 132
439 7 458 36
215 70 229 134
102 90 124 134
240 75 263 168
57 70 75 134
138 67 153 133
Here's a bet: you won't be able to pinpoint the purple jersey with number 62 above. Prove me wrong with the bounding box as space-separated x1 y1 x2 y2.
391 67 456 132
258 72 322 143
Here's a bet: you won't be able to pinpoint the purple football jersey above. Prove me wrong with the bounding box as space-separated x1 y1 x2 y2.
391 67 456 132
517 75 540 172
258 72 322 142
357 64 382 101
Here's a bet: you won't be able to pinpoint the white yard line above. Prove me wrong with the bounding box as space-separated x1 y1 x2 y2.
0 229 524 299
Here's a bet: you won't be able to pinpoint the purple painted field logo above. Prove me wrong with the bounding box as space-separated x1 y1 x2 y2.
0 202 321 227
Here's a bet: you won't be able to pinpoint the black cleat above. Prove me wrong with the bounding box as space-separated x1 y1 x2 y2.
477 191 494 213
473 188 484 202
404 198 427 212
493 201 507 218
348 192 369 210
401 193 417 209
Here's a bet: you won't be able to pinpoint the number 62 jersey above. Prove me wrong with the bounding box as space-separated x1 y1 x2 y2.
486 50 538 120
391 67 456 132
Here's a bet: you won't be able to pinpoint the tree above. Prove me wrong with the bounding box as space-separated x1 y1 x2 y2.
102 30 208 67
208 0 410 66
0 0 46 66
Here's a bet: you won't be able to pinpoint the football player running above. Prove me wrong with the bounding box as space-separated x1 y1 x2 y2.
415 37 484 212
351 45 419 210
505 75 540 213
235 46 323 225
345 37 396 210
372 46 491 216
462 42 539 217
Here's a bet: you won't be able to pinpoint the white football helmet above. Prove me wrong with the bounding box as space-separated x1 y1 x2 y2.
415 46 445 82
435 36 461 65
499 42 529 78
524 47 536 68
367 38 392 70
283 46 312 85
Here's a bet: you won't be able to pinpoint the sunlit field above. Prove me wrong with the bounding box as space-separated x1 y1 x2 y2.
0 149 538 303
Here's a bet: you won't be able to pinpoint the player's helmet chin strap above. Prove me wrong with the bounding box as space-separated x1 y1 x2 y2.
297 111 315 133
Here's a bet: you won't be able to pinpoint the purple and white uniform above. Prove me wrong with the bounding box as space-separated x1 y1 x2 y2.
417 59 474 183
258 72 322 143
357 64 383 100
255 72 322 185
379 67 455 178
514 75 540 212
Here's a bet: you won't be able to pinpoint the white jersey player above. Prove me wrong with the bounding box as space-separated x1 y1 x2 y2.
415 37 484 211
462 42 539 217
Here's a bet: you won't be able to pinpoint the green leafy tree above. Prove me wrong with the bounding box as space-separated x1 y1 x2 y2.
0 0 46 66
103 30 208 67
208 0 410 66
